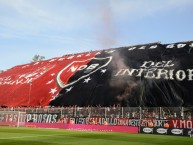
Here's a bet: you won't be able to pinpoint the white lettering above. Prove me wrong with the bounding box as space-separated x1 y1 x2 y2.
180 120 186 128
114 69 125 76
68 65 78 72
166 44 175 48
123 69 136 76
164 60 174 67
128 47 136 51
138 46 146 49
155 61 165 67
136 69 146 77
177 44 186 48
140 61 155 68
155 69 169 79
176 70 186 81
144 68 156 79
172 120 178 128
149 45 157 49
187 69 193 80
77 65 87 70
187 120 192 128
169 69 175 80
87 64 99 70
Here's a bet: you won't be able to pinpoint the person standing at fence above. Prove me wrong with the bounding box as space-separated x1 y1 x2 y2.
164 122 169 128
103 120 108 125
70 119 74 124
148 120 153 128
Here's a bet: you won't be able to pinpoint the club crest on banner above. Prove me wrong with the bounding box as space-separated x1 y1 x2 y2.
56 56 112 88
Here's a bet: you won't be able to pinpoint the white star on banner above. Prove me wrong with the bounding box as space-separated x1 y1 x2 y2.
85 53 91 56
49 59 56 62
25 73 34 78
58 58 65 61
43 67 48 70
66 86 73 93
50 94 58 101
50 73 55 76
95 52 101 55
101 69 107 74
46 80 54 84
77 54 82 58
83 77 91 83
149 45 158 49
128 47 136 51
67 56 74 59
34 62 39 65
49 88 57 94
22 65 29 68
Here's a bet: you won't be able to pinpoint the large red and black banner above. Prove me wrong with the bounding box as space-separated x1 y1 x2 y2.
0 41 193 107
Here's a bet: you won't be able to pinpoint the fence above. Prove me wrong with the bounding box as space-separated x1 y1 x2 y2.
0 106 192 119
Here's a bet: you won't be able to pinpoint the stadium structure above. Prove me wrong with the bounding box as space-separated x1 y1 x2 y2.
1 41 193 139
0 40 193 107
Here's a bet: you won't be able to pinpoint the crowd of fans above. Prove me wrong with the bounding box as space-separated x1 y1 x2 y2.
0 105 192 120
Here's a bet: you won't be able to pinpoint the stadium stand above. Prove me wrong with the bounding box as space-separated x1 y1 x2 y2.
1 41 193 136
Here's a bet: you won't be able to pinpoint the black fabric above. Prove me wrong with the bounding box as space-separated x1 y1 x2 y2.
50 41 193 107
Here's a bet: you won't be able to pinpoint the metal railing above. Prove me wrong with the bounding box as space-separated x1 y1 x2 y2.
0 106 192 119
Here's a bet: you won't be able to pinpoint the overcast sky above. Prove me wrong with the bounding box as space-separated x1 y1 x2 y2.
0 0 193 70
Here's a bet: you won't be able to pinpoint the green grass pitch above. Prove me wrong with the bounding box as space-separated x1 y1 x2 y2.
0 127 193 145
